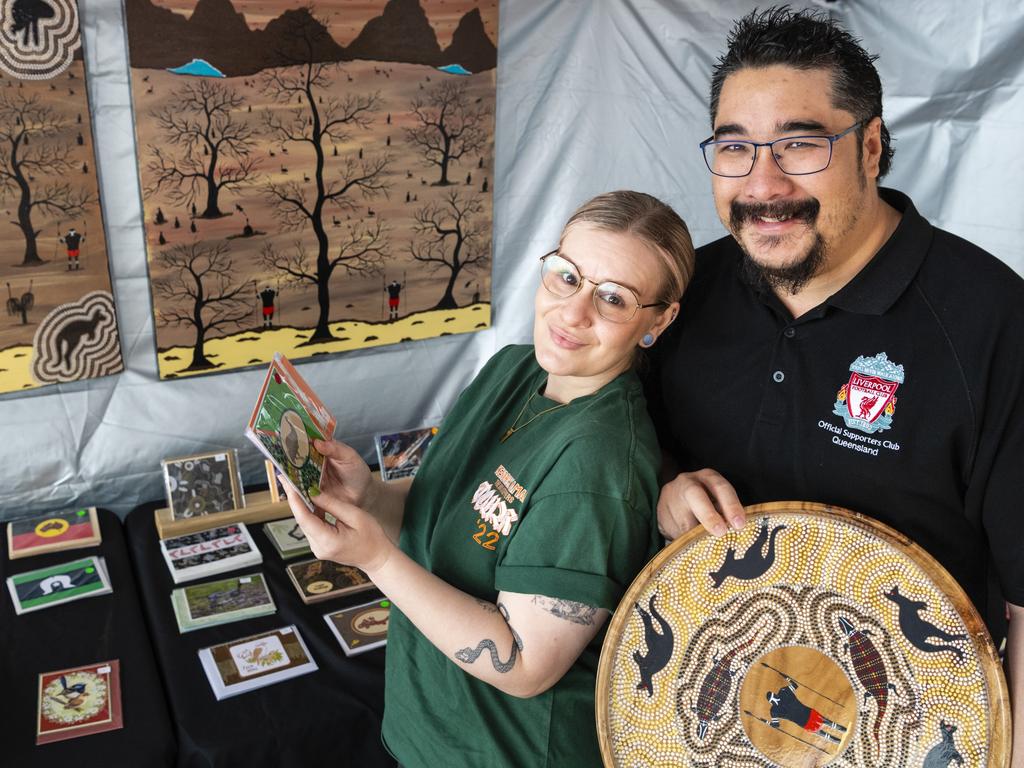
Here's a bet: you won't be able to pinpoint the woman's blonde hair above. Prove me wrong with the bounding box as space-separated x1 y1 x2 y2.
560 190 695 305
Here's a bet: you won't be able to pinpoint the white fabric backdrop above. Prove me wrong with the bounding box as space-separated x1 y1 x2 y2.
1 0 1021 519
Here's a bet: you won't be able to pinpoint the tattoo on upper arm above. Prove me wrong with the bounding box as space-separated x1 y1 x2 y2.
454 602 524 673
532 595 598 626
473 598 499 614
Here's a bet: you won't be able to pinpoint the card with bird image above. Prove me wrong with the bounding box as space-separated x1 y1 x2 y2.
7 507 102 560
375 426 439 482
245 354 336 518
263 518 312 560
285 557 375 604
37 660 123 745
161 449 245 520
198 625 317 700
324 598 391 656
171 572 277 633
7 556 112 615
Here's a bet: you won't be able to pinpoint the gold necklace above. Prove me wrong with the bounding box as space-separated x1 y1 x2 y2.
500 392 570 443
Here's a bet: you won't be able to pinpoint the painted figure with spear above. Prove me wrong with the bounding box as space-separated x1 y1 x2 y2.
743 662 849 750
385 272 405 321
58 221 87 271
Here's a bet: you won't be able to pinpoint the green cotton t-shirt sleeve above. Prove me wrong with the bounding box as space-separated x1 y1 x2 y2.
493 490 655 612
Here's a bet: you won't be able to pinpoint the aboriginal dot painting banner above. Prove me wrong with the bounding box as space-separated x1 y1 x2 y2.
124 0 497 379
0 0 123 394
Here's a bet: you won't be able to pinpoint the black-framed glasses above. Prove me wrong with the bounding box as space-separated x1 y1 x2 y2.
699 121 862 177
539 251 666 323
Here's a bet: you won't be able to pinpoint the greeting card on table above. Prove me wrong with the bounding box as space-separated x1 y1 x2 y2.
37 660 123 744
171 572 276 633
7 507 101 559
159 523 261 584
324 598 390 656
7 556 111 615
198 625 317 700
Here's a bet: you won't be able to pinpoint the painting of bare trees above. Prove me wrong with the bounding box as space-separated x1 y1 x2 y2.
0 0 121 394
126 0 498 379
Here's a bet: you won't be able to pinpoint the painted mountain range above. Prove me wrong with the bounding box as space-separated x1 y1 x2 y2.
124 0 497 76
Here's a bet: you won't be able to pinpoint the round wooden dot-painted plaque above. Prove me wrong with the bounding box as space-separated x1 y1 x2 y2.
596 502 1009 767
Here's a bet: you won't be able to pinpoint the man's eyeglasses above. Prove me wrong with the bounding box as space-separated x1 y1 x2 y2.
539 251 666 323
699 121 862 178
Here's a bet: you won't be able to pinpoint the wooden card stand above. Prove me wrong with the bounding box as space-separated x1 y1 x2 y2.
154 490 291 540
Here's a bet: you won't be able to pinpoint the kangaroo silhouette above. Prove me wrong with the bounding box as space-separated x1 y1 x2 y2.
883 585 966 660
922 719 964 767
709 518 786 588
56 308 105 367
632 594 674 697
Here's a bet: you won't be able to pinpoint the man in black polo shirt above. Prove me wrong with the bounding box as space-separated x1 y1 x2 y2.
649 8 1023 754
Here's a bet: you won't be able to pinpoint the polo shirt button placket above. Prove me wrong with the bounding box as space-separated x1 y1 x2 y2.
783 327 796 339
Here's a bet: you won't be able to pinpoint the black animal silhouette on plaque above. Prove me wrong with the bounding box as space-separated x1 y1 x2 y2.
883 585 966 660
11 0 55 46
55 308 104 367
632 594 673 698
708 518 786 588
922 719 964 767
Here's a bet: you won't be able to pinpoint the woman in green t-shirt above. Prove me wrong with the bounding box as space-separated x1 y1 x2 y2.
280 191 695 767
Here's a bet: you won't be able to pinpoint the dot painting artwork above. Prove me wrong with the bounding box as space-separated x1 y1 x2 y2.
596 502 1009 768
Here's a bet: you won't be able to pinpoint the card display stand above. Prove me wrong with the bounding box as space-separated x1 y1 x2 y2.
153 490 291 539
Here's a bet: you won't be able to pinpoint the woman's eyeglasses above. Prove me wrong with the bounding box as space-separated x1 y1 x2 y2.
539 251 666 323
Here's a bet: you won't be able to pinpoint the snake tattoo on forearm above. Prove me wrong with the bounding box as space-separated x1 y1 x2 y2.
454 602 524 673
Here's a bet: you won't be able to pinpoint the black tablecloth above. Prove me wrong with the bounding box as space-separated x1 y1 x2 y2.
0 507 177 768
124 500 396 768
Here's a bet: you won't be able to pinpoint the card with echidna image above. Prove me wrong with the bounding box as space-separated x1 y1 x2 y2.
245 354 336 519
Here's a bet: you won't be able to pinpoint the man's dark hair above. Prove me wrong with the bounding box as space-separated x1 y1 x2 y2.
710 6 894 179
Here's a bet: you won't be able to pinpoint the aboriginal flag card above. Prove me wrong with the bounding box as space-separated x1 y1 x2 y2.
7 556 112 615
245 354 336 517
7 507 101 559
285 558 374 604
198 625 317 700
324 598 390 656
37 660 123 745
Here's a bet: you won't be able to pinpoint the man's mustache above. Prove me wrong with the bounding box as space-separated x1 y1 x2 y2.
730 198 821 229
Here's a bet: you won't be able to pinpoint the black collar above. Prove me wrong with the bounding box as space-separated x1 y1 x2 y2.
827 188 932 315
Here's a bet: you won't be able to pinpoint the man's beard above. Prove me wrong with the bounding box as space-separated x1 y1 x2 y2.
730 198 825 295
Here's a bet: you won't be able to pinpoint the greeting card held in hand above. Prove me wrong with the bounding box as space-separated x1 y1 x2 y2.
245 354 336 518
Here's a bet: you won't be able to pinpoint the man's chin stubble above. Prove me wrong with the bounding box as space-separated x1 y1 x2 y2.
736 230 826 295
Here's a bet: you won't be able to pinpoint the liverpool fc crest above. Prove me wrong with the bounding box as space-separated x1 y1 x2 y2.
832 353 904 434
